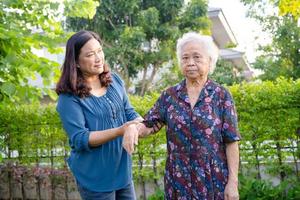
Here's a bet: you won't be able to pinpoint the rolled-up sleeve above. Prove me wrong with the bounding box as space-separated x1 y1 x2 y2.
221 90 241 143
56 94 92 152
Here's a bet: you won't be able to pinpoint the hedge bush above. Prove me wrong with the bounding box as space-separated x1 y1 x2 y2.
0 77 299 198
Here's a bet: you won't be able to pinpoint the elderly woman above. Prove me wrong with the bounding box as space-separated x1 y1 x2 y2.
124 32 241 200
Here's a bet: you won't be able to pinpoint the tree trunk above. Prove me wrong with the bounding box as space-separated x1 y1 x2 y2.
140 66 148 96
251 130 261 179
276 140 285 181
152 141 159 188
148 63 158 88
123 64 130 91
290 138 299 180
138 153 146 200
140 63 159 96
252 142 261 180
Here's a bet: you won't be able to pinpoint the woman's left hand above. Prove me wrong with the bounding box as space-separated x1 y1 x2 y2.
224 180 239 200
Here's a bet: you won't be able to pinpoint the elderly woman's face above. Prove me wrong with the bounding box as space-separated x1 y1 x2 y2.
180 42 210 80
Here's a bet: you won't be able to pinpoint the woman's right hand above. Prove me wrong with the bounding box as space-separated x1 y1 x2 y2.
120 121 139 135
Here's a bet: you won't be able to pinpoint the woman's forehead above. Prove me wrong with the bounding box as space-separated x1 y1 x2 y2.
81 38 101 51
181 42 207 55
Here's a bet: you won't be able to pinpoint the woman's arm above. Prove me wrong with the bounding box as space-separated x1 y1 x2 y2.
89 121 139 147
224 141 239 200
57 94 139 151
122 91 166 154
221 89 241 200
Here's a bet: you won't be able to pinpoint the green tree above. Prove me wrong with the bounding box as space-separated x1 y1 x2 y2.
0 0 99 103
210 59 244 86
66 0 210 95
241 0 300 81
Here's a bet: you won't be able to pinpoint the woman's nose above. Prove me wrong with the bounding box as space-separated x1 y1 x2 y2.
95 52 102 61
187 57 196 65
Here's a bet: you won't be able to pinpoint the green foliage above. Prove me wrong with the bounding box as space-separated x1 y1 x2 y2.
178 0 209 32
64 0 100 19
0 0 99 103
147 188 164 200
66 0 210 94
210 59 245 86
239 175 300 200
0 79 299 199
130 94 167 183
241 0 300 81
231 78 300 180
0 103 67 166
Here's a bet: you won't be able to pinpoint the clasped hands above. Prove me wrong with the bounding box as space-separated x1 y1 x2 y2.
122 120 162 155
122 123 144 155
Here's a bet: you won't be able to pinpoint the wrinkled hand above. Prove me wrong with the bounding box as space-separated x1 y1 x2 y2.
122 124 139 155
137 122 163 137
224 180 239 200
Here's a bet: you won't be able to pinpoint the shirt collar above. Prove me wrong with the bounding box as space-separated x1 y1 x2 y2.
176 78 215 102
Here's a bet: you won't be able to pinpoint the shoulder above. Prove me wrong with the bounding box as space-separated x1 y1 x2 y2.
57 93 81 110
111 72 124 86
165 81 183 94
58 93 77 102
158 81 183 101
209 80 232 100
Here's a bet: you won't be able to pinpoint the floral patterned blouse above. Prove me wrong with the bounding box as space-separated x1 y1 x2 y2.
143 79 241 200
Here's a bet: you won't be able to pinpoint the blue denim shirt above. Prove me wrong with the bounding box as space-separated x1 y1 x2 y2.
56 73 139 192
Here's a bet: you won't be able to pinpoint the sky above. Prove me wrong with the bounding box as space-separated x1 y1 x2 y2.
208 0 271 63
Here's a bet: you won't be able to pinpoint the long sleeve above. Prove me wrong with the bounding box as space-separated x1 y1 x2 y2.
56 94 92 152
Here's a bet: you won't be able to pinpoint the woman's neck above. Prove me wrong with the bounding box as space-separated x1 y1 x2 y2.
186 77 207 89
84 75 102 89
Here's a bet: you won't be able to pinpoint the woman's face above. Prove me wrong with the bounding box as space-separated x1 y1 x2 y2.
77 38 104 77
180 41 210 80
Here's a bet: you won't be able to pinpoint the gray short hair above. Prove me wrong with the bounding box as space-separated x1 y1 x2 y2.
176 32 219 74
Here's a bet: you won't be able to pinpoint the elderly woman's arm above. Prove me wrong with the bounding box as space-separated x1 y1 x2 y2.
224 141 239 200
122 92 166 154
221 89 241 200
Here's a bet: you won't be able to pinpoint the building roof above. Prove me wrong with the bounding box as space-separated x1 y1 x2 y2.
219 49 250 71
208 7 251 72
208 7 237 48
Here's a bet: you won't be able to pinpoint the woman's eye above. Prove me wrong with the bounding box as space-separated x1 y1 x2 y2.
87 53 94 57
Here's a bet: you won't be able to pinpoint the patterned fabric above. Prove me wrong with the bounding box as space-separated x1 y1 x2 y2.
143 79 241 200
